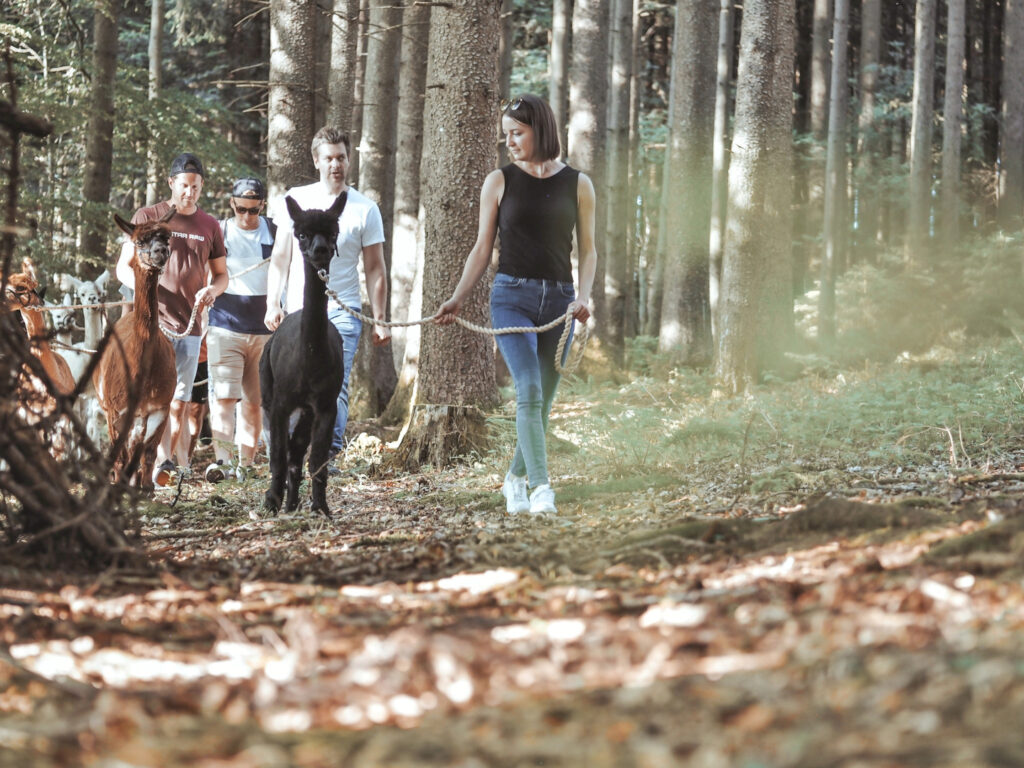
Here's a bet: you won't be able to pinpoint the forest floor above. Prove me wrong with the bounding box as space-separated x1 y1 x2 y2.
3 335 1024 767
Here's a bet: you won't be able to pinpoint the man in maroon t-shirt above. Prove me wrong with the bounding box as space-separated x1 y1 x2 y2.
116 152 228 485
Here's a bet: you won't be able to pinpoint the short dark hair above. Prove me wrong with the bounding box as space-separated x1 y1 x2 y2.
311 126 352 159
503 94 560 161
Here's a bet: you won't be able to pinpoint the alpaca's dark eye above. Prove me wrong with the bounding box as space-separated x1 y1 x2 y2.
296 233 308 243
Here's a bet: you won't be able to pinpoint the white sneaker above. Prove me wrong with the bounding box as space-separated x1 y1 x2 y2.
501 473 530 514
529 484 557 515
205 461 226 483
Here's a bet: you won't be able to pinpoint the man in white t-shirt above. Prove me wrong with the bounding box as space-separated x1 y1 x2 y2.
265 126 390 459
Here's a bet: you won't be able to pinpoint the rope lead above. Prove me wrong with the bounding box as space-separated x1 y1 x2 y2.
314 269 589 375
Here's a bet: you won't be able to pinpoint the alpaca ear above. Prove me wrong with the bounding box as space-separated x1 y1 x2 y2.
328 192 347 218
285 195 302 222
113 213 134 237
21 257 36 283
56 272 82 294
94 269 111 292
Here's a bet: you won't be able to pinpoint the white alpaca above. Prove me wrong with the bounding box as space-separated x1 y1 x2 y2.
52 271 112 447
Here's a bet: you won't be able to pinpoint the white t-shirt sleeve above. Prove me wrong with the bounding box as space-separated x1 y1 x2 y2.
362 203 385 248
268 193 293 234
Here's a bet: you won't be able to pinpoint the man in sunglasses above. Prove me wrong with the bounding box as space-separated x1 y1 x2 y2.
204 177 277 483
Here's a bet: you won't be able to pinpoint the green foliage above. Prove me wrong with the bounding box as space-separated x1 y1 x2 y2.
493 322 1024 515
2 0 261 277
822 232 1024 365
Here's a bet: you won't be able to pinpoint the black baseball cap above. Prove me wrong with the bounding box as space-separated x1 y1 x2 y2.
232 177 266 199
169 152 205 178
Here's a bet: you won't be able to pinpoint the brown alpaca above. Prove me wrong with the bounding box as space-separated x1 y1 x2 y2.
93 209 177 489
2 257 76 458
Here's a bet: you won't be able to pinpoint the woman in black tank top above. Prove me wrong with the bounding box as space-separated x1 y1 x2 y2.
436 94 598 517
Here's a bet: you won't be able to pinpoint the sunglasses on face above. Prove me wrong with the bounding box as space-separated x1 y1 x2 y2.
234 204 262 215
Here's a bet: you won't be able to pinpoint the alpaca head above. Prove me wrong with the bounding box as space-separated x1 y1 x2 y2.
113 206 176 273
285 193 347 273
2 258 44 312
49 293 78 335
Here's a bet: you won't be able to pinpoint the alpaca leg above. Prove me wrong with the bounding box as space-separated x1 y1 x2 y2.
286 411 313 512
308 407 337 516
105 411 126 484
139 411 168 493
264 408 289 513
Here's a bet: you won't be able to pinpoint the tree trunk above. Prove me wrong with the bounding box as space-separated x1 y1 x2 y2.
81 0 119 267
568 0 610 355
497 0 514 164
145 0 163 206
715 0 795 393
386 0 431 426
550 0 572 153
605 0 633 359
907 0 936 261
941 0 966 246
856 0 882 262
624 0 642 340
819 0 849 344
810 0 831 141
394 0 501 470
314 0 333 129
349 0 370 186
351 0 401 417
327 0 361 131
999 0 1024 228
268 0 317 199
658 0 717 364
708 0 733 346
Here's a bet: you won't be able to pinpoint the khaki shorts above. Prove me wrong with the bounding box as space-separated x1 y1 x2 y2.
206 326 270 403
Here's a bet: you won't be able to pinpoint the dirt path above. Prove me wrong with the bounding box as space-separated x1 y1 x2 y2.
3 455 1024 767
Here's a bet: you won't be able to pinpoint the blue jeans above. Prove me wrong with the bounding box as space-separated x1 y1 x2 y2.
490 273 575 488
327 306 362 454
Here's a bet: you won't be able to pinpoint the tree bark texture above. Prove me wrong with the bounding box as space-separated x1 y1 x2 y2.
327 0 361 132
314 0 333 129
856 0 882 261
708 0 733 345
657 0 717 365
941 0 966 246
390 0 430 372
810 0 831 141
351 0 402 416
550 0 572 154
908 0 936 261
81 0 119 267
605 0 633 363
999 0 1024 227
819 0 849 344
568 0 609 351
625 0 642 340
145 0 164 206
715 0 795 393
415 0 500 411
268 0 317 199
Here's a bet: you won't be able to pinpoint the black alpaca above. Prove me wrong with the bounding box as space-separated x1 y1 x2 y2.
259 193 347 514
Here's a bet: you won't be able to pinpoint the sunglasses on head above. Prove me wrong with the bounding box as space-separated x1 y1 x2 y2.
234 203 262 215
500 97 524 113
